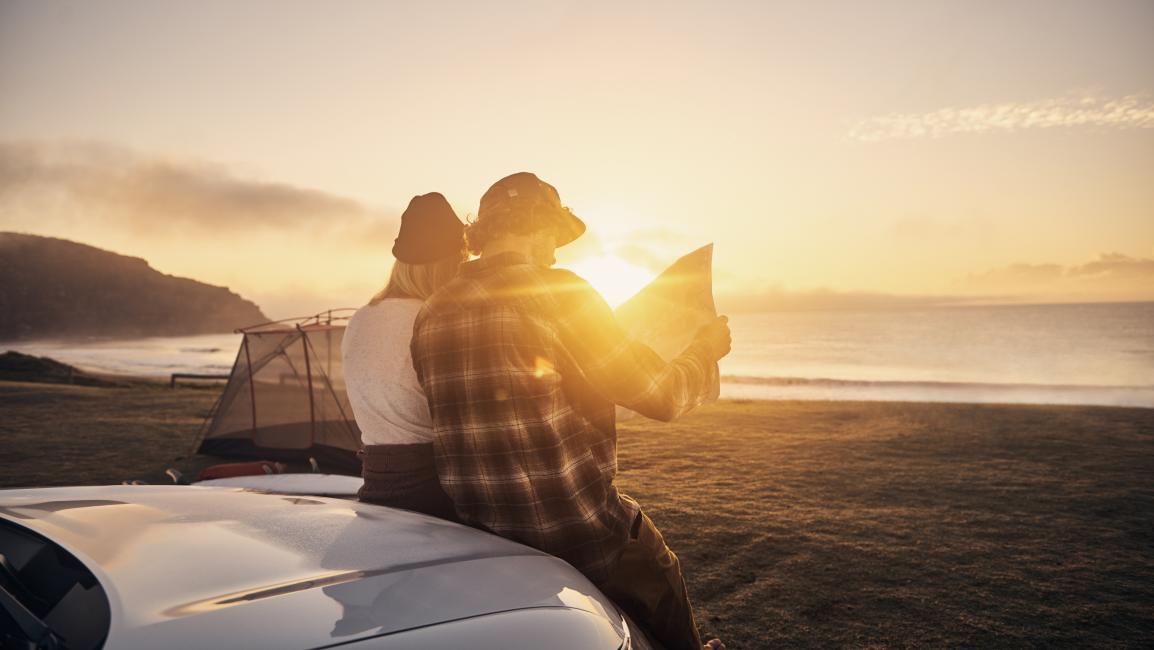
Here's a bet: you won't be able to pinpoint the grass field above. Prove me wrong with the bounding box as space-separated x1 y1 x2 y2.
2 381 1152 648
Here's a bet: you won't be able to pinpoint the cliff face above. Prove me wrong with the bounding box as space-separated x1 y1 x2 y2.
0 232 267 340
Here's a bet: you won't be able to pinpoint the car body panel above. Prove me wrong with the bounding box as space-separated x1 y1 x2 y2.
0 485 627 649
192 473 363 496
323 607 628 649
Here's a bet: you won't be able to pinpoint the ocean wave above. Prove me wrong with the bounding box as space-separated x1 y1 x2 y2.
721 375 1154 391
719 375 1154 409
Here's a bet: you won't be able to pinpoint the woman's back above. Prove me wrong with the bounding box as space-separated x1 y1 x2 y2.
345 190 463 522
342 298 433 446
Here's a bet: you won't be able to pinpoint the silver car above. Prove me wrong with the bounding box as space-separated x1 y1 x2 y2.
0 484 653 649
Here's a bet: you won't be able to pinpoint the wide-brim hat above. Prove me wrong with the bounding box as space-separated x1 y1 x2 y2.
478 172 586 247
392 192 465 263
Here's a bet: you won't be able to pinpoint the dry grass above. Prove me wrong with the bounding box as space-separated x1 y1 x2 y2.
2 382 1152 648
0 381 220 486
616 400 1154 648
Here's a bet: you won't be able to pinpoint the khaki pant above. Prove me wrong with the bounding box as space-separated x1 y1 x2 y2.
598 511 704 650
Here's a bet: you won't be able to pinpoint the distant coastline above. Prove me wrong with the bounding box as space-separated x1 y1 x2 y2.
0 232 266 340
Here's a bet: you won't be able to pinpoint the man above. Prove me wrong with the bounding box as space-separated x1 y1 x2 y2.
411 172 731 650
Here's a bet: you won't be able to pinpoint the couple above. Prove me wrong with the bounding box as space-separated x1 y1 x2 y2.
342 172 732 650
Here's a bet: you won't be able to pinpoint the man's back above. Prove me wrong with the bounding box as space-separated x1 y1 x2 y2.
412 252 640 581
420 171 731 650
414 252 720 583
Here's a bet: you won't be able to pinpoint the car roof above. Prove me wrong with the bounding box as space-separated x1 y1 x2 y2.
0 485 625 649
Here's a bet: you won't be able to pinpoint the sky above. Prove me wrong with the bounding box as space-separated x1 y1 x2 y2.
1 0 1152 317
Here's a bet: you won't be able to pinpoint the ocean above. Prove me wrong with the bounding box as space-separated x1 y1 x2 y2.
8 302 1153 408
719 302 1154 408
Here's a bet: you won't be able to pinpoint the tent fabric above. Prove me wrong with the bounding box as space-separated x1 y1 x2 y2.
195 311 363 475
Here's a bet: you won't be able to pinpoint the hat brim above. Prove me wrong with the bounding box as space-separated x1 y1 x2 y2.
553 208 586 247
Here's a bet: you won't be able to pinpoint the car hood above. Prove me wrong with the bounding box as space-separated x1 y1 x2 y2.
0 485 625 649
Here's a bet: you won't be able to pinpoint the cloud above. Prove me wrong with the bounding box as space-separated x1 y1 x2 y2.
849 95 1154 142
963 253 1154 301
553 226 604 265
0 141 397 239
609 228 700 272
1072 253 1154 280
718 253 1154 313
612 243 669 271
554 224 699 273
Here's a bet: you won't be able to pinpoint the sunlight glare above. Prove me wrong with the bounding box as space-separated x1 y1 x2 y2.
567 255 657 308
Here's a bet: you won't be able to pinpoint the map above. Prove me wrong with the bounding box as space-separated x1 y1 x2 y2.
614 244 721 418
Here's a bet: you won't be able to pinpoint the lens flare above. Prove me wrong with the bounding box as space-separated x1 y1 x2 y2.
567 255 656 309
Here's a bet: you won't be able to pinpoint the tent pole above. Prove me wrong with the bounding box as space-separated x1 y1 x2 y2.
300 325 317 447
243 336 258 436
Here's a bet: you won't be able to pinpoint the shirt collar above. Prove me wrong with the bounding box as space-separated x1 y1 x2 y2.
459 252 532 276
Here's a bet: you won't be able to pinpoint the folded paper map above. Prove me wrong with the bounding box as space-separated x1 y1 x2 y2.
613 244 721 418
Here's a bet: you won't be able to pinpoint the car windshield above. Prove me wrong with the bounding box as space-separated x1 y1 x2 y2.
0 520 110 650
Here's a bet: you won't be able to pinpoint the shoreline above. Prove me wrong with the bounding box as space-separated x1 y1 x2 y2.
2 371 1150 411
720 378 1154 410
2 352 1150 410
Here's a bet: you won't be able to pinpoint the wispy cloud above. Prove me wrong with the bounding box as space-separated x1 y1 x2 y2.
962 253 1154 302
849 95 1154 142
718 253 1154 313
554 225 698 273
0 141 407 318
0 141 396 240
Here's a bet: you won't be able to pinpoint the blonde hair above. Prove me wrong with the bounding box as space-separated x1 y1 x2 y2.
369 255 462 305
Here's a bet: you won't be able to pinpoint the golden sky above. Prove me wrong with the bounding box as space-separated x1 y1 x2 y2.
1 1 1152 317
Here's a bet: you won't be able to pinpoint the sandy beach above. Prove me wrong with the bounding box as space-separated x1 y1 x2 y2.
2 381 1152 648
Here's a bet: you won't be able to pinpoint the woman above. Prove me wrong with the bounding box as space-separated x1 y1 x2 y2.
342 192 465 521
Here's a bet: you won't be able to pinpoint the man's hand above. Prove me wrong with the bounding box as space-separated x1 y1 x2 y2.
695 315 732 361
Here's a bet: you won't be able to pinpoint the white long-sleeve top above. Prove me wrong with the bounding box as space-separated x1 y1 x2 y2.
342 298 434 445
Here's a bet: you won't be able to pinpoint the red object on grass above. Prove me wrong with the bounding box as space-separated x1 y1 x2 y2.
196 461 288 481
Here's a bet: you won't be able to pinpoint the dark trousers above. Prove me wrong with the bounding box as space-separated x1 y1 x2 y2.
358 443 461 523
598 511 704 650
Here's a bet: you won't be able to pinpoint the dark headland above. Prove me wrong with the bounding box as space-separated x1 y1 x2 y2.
0 232 266 340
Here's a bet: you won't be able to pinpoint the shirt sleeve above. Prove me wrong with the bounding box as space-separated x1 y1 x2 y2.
547 270 717 422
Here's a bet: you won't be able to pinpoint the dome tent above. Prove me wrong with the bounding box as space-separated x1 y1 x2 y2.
193 310 362 475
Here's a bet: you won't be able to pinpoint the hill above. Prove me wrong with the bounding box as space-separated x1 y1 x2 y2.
0 232 266 340
0 350 125 387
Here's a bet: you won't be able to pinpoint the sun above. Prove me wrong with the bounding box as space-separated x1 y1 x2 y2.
567 255 656 309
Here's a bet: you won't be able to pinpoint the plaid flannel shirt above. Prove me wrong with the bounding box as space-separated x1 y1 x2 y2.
411 252 717 582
